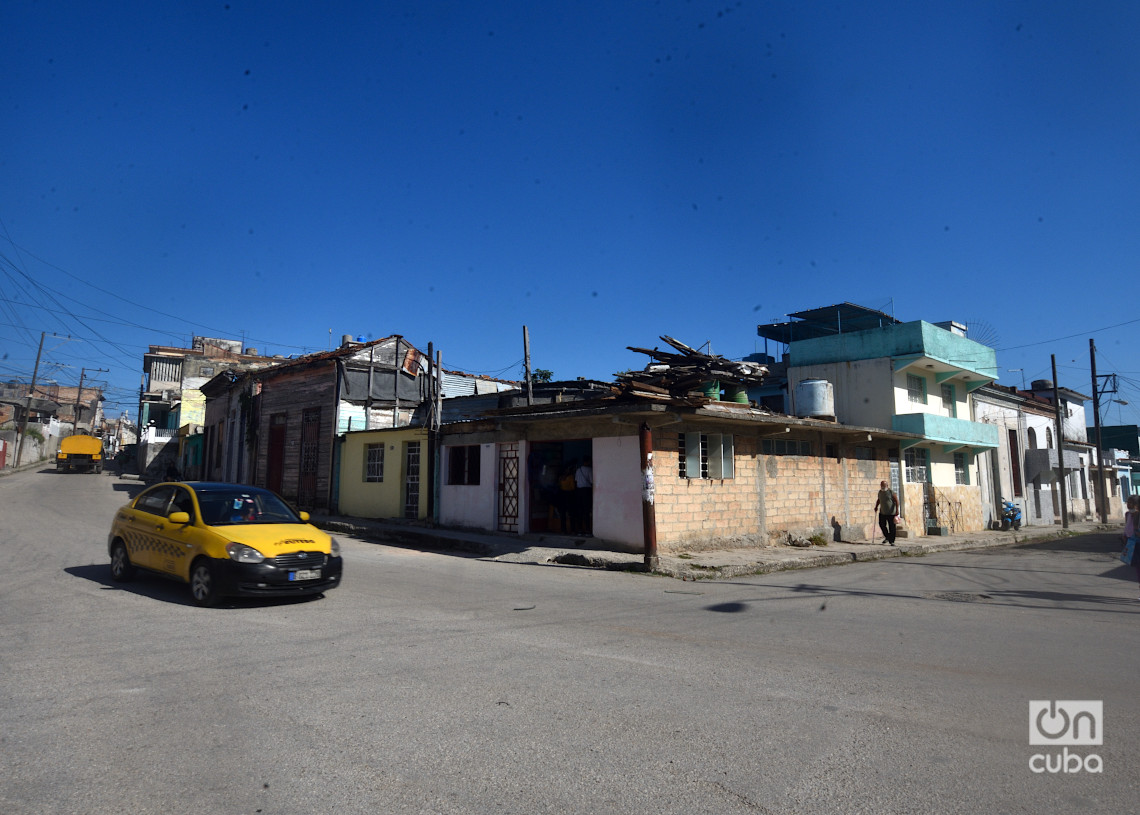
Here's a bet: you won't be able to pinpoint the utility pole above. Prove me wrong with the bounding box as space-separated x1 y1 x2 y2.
15 332 46 467
426 342 435 519
74 369 86 432
523 325 533 406
1090 339 1108 523
1051 355 1069 528
640 422 658 570
72 367 109 433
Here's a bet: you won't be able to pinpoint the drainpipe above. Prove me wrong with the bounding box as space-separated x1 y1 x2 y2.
640 422 658 570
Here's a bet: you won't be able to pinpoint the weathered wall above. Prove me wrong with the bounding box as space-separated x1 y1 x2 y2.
338 427 429 519
651 429 893 552
590 435 643 547
256 364 336 508
439 442 498 529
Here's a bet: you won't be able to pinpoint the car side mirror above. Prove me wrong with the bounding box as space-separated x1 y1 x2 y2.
298 511 310 522
168 511 191 525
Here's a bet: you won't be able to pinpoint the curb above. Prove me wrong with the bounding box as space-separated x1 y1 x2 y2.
314 515 1112 581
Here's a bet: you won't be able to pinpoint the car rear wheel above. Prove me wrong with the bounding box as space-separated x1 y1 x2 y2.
110 541 136 582
190 561 220 608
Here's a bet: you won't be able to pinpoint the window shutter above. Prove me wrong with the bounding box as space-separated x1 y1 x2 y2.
708 434 734 479
685 433 702 480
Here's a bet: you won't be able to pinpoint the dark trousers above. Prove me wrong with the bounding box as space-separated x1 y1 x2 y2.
878 513 897 544
573 488 593 534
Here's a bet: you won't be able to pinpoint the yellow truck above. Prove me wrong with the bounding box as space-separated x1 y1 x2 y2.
56 434 105 473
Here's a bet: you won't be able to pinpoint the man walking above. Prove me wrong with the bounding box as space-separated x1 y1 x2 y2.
874 480 898 545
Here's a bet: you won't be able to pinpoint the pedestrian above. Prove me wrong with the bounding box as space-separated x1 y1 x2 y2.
1122 495 1140 599
874 480 898 546
556 463 577 534
574 456 593 536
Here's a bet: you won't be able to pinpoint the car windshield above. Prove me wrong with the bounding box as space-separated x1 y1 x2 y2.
195 488 301 526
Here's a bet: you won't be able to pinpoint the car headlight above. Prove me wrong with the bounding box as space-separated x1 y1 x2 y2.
226 542 266 563
329 537 341 557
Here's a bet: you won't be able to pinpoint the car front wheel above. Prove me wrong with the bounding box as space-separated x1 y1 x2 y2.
190 561 220 608
110 541 136 582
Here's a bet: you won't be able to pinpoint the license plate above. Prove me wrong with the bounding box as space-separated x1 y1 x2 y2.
289 569 321 581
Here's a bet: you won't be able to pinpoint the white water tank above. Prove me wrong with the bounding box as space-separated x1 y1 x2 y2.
795 379 835 419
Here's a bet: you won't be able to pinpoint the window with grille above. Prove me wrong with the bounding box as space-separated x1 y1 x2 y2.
941 383 956 417
447 445 481 485
678 432 734 479
907 374 927 404
954 452 968 485
761 438 812 456
905 447 929 482
364 443 384 482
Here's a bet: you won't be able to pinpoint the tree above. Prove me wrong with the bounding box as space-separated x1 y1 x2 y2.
533 368 554 384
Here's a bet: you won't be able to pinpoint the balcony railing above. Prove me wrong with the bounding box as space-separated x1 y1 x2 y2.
142 426 178 442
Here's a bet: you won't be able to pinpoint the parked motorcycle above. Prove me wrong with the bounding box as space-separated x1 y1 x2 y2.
1000 498 1022 531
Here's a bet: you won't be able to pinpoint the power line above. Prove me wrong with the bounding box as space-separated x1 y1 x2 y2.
996 316 1140 352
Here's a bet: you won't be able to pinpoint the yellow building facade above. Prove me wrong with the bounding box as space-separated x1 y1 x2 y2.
338 427 430 520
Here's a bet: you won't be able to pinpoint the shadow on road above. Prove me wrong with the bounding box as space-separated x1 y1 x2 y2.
64 564 327 609
693 578 1140 616
696 531 1140 616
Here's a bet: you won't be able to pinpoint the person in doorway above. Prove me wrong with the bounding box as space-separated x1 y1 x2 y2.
574 456 593 536
556 462 577 534
874 480 898 545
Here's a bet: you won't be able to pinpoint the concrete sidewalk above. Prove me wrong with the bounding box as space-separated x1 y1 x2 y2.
311 512 1116 581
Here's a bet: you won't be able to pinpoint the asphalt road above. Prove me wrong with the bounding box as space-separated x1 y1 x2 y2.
1 467 1137 814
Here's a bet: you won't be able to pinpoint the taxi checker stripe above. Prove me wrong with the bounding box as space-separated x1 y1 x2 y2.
125 532 186 558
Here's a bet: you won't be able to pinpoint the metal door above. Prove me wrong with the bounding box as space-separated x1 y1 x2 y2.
404 441 421 519
498 444 519 532
298 408 320 507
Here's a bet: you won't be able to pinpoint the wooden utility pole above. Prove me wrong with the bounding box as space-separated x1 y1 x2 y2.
640 422 658 570
1051 356 1069 528
523 325 533 406
14 332 46 467
426 342 435 519
74 369 87 431
1090 339 1108 523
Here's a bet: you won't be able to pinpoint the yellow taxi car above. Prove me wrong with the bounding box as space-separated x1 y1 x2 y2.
108 481 343 607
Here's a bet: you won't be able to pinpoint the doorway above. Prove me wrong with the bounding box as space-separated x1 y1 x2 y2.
526 439 592 534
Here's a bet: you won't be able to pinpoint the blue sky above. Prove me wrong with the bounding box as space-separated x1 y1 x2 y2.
3 1 1140 426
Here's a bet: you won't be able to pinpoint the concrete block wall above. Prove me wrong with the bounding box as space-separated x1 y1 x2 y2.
652 434 763 550
651 429 893 552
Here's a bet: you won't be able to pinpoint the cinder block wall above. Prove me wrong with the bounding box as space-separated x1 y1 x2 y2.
651 429 892 552
652 434 763 551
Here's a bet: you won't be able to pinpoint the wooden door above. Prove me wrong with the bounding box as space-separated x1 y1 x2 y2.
267 414 286 494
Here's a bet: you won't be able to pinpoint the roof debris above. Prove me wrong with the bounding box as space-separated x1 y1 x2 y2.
615 336 768 401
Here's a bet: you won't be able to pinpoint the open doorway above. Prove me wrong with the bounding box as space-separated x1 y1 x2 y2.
527 439 592 534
